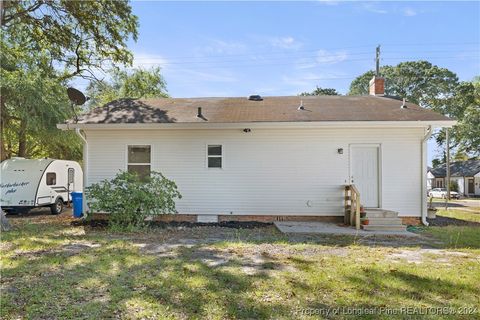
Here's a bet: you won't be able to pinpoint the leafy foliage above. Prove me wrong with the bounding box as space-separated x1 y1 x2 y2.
299 86 339 96
0 0 139 160
86 67 169 107
449 180 459 193
348 61 479 158
0 40 82 159
1 0 138 80
86 171 182 231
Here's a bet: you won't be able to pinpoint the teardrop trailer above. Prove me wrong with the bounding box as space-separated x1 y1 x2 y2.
0 158 83 215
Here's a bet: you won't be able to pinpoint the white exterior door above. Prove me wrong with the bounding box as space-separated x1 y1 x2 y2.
351 145 380 208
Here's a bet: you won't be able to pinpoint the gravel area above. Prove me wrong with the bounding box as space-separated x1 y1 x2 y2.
71 219 273 230
427 216 480 227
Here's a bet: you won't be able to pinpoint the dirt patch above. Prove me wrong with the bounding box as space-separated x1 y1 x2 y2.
135 242 303 275
72 219 273 230
386 248 472 264
427 216 480 227
11 241 101 259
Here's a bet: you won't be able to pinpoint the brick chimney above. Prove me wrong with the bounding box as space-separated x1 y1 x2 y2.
369 76 385 96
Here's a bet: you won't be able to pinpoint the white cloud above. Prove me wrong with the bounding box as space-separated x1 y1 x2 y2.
316 49 348 64
403 7 417 17
268 36 303 50
176 69 238 83
362 3 388 14
133 53 169 69
317 0 339 6
295 49 348 69
195 39 247 56
282 72 345 87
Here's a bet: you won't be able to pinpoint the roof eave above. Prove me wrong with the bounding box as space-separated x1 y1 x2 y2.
57 120 457 131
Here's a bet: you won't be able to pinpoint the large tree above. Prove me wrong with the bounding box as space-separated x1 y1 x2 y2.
0 0 139 160
86 67 169 108
0 44 82 160
348 61 479 158
299 86 339 96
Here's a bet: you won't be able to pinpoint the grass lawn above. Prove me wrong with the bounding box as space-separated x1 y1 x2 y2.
424 208 480 249
1 211 479 319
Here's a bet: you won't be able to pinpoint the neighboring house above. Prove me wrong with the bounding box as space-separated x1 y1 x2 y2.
426 166 433 191
58 76 455 225
428 160 480 197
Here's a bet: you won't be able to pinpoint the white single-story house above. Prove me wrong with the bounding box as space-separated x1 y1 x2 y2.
58 76 455 225
428 160 480 197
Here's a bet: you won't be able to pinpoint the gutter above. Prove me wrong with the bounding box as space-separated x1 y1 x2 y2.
74 128 88 215
421 125 433 226
57 120 457 131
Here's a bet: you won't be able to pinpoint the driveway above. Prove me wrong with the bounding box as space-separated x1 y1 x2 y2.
431 199 480 212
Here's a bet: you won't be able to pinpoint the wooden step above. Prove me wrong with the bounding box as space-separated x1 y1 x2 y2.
362 225 407 232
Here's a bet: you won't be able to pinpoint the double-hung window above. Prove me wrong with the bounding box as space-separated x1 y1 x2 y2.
127 145 151 181
207 145 223 168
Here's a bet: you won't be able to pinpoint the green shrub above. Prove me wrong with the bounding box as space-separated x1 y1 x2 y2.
86 171 182 231
449 180 459 192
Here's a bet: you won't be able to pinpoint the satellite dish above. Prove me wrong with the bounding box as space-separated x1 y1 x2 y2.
67 87 87 105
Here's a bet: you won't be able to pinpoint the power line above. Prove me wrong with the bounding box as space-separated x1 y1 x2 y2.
130 55 479 71
132 41 480 61
133 49 480 65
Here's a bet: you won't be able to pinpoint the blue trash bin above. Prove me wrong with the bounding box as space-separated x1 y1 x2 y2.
71 192 83 218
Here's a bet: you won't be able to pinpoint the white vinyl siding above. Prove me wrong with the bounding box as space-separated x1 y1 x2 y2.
86 127 424 217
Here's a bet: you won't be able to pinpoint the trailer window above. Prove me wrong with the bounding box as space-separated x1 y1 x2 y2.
46 173 56 185
127 145 151 181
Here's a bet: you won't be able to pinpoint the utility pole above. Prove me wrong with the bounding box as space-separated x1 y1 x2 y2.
375 45 381 76
445 128 450 208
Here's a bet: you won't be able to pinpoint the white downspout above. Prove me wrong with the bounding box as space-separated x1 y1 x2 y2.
75 128 88 215
421 125 433 226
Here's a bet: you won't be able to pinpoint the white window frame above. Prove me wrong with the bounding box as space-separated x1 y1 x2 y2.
206 144 223 169
126 144 152 177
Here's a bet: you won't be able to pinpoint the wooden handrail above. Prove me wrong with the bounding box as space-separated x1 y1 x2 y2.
344 184 361 230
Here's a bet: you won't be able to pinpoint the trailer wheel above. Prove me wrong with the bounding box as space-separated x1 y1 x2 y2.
50 198 64 215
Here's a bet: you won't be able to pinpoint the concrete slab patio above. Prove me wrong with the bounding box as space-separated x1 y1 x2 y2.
274 221 419 237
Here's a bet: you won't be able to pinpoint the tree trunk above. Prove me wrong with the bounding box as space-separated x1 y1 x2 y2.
0 95 7 161
17 118 27 157
1 209 11 232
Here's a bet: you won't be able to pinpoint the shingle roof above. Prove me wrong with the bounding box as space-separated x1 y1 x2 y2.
429 160 480 177
67 95 452 124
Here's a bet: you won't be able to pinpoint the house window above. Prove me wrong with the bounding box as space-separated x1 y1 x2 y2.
46 173 56 185
127 145 151 181
207 145 222 168
436 179 444 188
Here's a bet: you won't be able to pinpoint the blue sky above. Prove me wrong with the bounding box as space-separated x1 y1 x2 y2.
126 1 479 98
81 1 480 163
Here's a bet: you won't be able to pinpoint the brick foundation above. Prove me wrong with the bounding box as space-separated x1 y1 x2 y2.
90 212 343 223
152 214 197 222
401 217 422 226
218 215 343 223
90 212 421 225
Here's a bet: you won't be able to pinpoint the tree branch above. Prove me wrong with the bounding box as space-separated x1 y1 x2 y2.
1 1 45 26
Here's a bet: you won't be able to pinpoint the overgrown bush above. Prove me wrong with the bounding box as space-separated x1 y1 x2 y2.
449 180 459 193
86 171 182 231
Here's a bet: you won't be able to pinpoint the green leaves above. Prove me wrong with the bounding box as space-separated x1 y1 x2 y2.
348 61 479 158
2 0 139 79
1 0 139 159
299 86 339 96
86 171 182 231
86 67 169 108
